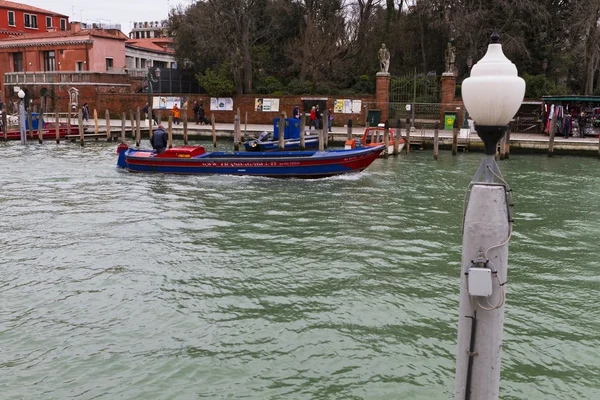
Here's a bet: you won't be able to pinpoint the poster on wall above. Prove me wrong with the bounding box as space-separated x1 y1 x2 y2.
210 97 234 111
255 98 280 112
351 100 362 114
210 97 233 111
334 99 344 113
153 96 183 110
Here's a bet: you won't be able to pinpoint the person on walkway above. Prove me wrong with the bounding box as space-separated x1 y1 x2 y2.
577 111 586 137
327 107 333 132
143 103 149 120
309 106 316 130
193 101 200 124
150 124 168 154
172 104 181 125
198 103 209 125
82 103 89 122
293 105 300 120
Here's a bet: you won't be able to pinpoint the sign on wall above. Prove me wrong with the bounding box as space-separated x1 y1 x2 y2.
333 99 362 114
210 97 234 111
153 96 184 110
255 98 280 112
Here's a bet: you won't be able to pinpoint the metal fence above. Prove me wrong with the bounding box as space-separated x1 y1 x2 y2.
148 67 203 94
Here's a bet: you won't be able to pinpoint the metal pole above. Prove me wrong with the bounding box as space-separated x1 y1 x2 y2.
411 68 416 129
19 100 26 144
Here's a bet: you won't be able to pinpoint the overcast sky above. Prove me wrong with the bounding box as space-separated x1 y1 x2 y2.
25 0 191 35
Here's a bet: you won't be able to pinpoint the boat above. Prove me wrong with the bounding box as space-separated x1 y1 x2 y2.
344 126 406 154
2 123 81 140
116 144 384 178
243 117 319 151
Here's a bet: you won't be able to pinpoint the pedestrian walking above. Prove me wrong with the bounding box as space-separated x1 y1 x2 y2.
193 101 200 124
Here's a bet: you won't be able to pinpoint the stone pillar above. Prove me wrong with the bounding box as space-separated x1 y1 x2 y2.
441 72 457 126
376 72 391 125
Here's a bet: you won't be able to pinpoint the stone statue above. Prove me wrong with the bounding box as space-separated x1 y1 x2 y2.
378 43 390 73
445 41 456 73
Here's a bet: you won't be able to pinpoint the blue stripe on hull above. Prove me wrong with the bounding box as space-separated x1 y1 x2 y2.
126 163 355 176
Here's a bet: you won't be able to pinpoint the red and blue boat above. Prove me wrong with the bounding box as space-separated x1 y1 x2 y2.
117 144 384 178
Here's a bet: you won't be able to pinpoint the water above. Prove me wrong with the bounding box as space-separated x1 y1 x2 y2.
1 140 599 400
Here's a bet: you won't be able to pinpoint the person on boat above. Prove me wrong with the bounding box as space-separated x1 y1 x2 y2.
150 125 168 154
172 104 181 125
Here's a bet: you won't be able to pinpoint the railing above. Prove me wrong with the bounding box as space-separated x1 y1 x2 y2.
4 71 128 85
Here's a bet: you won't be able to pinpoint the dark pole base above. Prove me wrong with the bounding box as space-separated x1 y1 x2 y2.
474 124 508 155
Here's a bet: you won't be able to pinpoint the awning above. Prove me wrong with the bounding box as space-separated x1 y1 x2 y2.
542 96 600 103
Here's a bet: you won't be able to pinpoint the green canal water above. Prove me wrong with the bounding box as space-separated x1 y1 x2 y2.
1 140 599 399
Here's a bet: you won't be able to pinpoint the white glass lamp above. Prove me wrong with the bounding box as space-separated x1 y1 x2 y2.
18 89 25 99
461 31 525 154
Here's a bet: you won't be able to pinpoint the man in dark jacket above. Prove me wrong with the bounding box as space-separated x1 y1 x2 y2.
198 103 209 125
150 125 168 154
577 111 587 137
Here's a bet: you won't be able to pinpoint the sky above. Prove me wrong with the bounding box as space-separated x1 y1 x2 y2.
24 0 192 35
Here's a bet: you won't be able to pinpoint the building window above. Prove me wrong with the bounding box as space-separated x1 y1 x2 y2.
24 14 38 29
46 16 52 28
8 11 15 27
13 52 23 72
106 58 113 71
43 51 56 71
76 61 84 71
60 18 66 31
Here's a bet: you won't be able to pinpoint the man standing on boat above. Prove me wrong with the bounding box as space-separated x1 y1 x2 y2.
150 124 168 154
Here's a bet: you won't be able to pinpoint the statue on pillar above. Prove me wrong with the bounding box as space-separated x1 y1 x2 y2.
445 41 456 74
378 43 390 73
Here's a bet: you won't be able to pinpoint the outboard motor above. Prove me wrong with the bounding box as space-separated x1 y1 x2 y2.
116 143 129 168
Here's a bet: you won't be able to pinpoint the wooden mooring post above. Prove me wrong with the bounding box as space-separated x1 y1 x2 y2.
278 113 285 150
323 110 329 148
55 110 60 144
433 122 440 160
299 113 306 150
233 114 240 151
168 115 173 149
129 110 135 140
548 117 556 157
393 119 400 156
28 109 33 140
504 129 511 159
499 133 506 160
66 110 71 137
347 119 353 141
211 113 217 148
319 112 325 151
405 118 411 153
2 104 7 142
38 110 43 144
183 111 188 145
121 112 126 144
79 109 84 146
135 107 141 147
452 119 459 156
245 111 248 137
94 109 99 135
105 110 111 141
382 120 389 158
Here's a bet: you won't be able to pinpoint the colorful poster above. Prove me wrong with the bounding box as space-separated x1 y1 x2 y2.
210 97 234 111
334 99 344 113
255 98 280 112
153 96 183 110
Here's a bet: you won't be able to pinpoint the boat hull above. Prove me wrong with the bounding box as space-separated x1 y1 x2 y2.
119 145 384 178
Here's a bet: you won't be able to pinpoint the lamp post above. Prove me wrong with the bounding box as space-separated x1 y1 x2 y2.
466 55 473 75
455 31 525 400
18 89 26 144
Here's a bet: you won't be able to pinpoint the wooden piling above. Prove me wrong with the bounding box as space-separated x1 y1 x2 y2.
28 109 33 139
299 114 306 150
79 109 84 146
55 110 60 144
245 111 248 137
504 129 511 159
382 120 389 158
233 114 240 151
66 110 71 137
135 107 141 147
452 120 459 156
405 117 411 153
211 113 216 148
183 111 188 145
433 122 440 160
499 134 506 160
105 110 111 141
157 110 161 125
38 111 43 144
347 119 353 141
278 113 285 150
129 110 135 139
319 113 325 151
548 117 556 157
393 119 401 155
121 112 126 144
168 115 173 149
2 104 7 142
322 110 329 148
94 109 99 135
